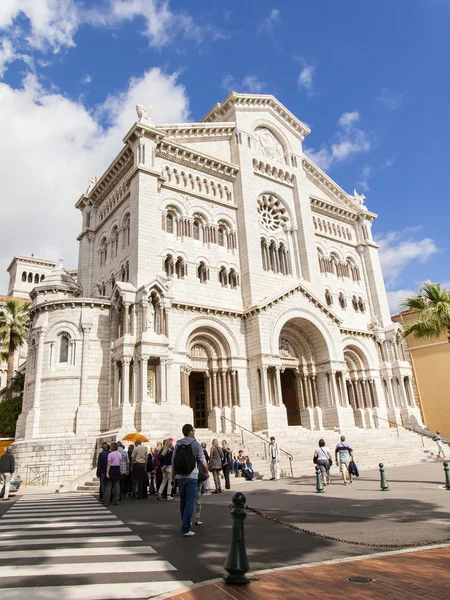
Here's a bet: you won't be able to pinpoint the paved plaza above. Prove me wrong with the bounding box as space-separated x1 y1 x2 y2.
0 461 449 598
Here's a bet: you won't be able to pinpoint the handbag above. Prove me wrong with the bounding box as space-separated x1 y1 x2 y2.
197 461 208 482
328 458 333 467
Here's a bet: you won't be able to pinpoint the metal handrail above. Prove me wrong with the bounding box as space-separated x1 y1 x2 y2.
220 416 294 470
375 414 450 446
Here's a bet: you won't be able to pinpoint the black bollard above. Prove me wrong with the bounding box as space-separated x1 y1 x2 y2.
223 492 250 585
315 465 324 493
444 462 450 490
379 463 389 491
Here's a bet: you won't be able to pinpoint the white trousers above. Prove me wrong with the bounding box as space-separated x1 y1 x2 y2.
0 473 11 499
270 460 280 480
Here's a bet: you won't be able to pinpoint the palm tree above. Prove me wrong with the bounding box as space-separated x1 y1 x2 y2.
400 283 450 342
0 299 30 398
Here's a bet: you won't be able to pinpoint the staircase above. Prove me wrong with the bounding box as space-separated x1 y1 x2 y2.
75 426 440 491
195 425 439 480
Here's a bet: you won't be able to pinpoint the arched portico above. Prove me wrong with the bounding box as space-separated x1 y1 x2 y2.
180 324 241 431
344 344 378 428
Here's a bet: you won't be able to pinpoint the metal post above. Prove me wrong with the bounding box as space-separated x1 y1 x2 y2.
379 463 389 491
315 465 324 493
444 462 450 490
223 492 250 584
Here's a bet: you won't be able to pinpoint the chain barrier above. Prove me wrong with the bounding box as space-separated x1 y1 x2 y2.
246 506 450 549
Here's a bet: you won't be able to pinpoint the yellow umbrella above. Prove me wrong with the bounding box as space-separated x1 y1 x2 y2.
122 432 149 443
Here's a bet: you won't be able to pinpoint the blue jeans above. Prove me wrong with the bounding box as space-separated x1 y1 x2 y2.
99 473 107 499
178 478 197 534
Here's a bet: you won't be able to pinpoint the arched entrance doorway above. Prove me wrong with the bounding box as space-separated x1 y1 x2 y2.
344 345 377 427
277 317 331 427
183 326 238 430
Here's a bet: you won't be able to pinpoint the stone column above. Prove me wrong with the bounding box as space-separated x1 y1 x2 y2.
329 372 340 407
204 371 212 411
261 366 270 406
159 359 167 404
341 372 350 407
212 370 219 408
311 376 319 407
122 358 131 405
79 324 92 407
221 369 229 407
123 304 130 335
113 361 119 407
303 374 311 408
275 366 283 406
231 370 239 407
295 371 305 409
141 301 148 333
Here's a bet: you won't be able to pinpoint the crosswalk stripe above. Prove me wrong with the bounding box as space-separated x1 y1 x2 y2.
14 497 97 503
0 520 123 530
2 515 117 523
0 535 142 547
7 509 108 514
0 546 157 559
13 499 100 505
12 503 102 509
0 581 194 600
0 526 132 538
0 560 176 577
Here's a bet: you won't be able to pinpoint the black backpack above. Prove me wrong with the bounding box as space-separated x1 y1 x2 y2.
173 443 196 475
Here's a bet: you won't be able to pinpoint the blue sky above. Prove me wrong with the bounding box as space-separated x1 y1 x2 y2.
0 0 448 311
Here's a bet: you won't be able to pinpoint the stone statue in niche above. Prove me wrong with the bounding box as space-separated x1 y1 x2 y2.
279 338 294 358
147 367 155 398
255 128 284 163
146 301 155 332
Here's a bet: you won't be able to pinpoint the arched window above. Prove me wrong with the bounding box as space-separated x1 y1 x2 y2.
34 274 39 284
218 227 225 247
166 212 174 234
278 242 290 275
330 254 340 277
352 295 359 311
125 261 130 282
111 274 115 290
112 227 119 258
99 237 107 267
269 241 277 272
101 282 106 297
193 219 201 240
229 269 239 289
21 271 27 282
175 257 186 279
325 290 333 306
28 273 33 283
219 266 228 287
120 265 125 282
123 216 131 247
40 274 45 282
339 293 346 309
197 261 209 283
351 264 361 282
59 334 70 363
261 238 269 271
164 255 174 277
358 297 365 312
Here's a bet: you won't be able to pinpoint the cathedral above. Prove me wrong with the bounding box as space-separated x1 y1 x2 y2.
13 93 422 483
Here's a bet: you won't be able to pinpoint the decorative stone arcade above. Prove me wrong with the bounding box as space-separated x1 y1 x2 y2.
180 326 241 433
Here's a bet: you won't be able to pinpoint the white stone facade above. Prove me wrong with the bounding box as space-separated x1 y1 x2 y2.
14 93 422 484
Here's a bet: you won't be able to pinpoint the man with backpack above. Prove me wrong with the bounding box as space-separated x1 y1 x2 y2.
172 424 209 537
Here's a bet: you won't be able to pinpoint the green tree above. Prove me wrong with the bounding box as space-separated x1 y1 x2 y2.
0 396 22 437
11 371 25 396
400 283 450 341
0 299 30 399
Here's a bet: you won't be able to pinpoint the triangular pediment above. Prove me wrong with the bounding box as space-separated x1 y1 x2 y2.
244 281 342 325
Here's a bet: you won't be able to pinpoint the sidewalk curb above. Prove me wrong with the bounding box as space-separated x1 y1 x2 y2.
150 542 450 600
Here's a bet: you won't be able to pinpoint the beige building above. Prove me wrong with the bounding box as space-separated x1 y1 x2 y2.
392 310 450 437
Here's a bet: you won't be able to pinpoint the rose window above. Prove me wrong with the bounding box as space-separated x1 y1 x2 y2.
257 194 289 232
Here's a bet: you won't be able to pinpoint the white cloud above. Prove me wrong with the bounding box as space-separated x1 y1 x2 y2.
0 67 189 292
222 73 264 94
355 164 372 191
297 64 314 93
241 75 264 93
338 110 360 128
0 0 80 52
376 88 403 111
305 110 370 170
0 1 222 80
258 8 280 36
80 73 93 85
376 229 439 288
87 0 224 48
